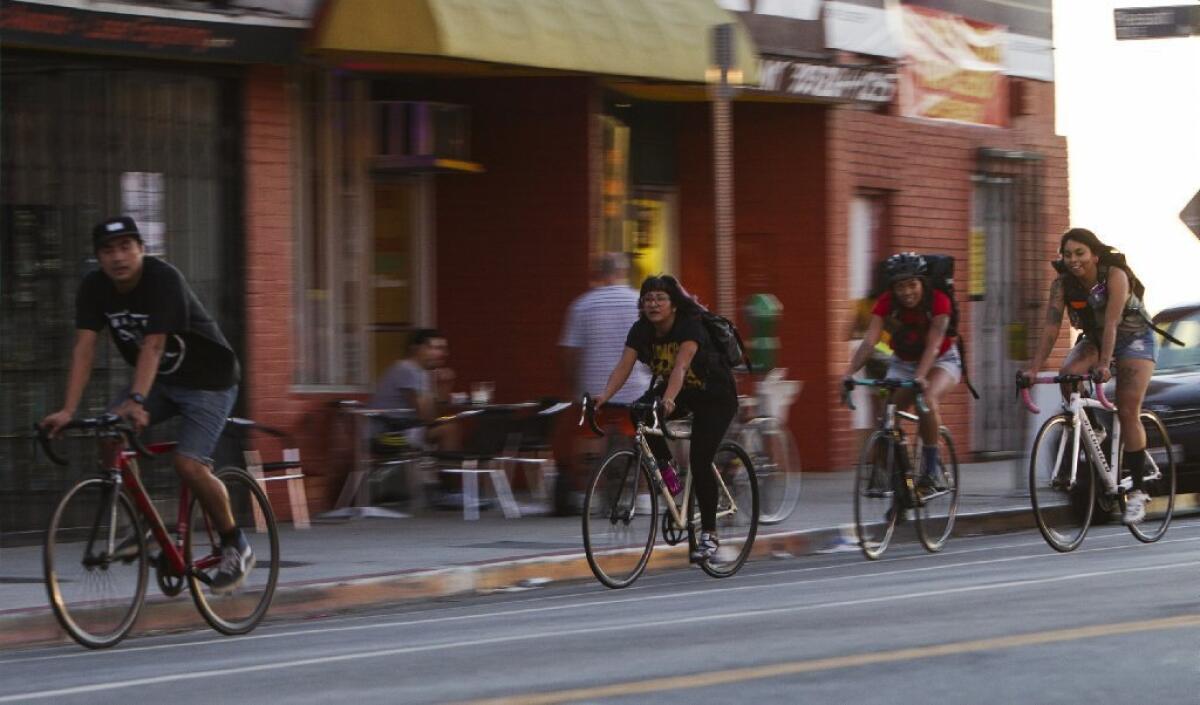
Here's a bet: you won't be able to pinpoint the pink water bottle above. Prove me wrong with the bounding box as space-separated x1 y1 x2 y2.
661 463 681 495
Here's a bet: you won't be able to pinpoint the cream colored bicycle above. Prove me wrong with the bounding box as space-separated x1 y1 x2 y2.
579 394 759 588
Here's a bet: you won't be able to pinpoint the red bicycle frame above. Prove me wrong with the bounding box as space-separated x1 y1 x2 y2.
107 440 223 578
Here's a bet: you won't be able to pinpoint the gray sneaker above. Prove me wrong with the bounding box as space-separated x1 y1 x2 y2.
690 532 719 563
210 541 256 594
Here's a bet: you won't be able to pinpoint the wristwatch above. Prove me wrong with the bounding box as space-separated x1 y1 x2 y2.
128 392 146 406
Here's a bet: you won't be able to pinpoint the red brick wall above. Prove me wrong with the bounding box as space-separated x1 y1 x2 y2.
678 101 831 473
243 66 348 516
824 77 1071 469
433 78 595 402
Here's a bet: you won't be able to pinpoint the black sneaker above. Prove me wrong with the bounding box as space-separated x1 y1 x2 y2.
690 532 719 563
209 537 255 594
916 468 948 499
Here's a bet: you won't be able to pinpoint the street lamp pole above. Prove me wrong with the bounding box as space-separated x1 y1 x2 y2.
709 23 741 318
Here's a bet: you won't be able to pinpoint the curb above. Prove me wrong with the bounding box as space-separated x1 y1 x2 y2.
4 498 1193 651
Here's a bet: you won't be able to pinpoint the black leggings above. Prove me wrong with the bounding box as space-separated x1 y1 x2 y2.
636 388 737 532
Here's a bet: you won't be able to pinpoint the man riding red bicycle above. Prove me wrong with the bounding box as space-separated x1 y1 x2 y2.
40 216 252 593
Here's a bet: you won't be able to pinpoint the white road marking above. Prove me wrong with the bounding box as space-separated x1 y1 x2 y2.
1 559 1195 703
2 533 1196 667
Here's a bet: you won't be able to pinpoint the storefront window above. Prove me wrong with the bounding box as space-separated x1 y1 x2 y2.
293 72 370 387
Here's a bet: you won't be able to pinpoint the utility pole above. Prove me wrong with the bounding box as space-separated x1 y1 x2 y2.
709 23 742 318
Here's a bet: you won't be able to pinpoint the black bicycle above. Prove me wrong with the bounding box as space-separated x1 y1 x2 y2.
842 379 960 559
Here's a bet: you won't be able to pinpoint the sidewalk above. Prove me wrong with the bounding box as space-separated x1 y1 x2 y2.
0 460 1190 648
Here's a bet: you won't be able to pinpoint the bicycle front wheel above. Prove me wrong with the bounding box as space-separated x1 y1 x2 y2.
915 428 960 553
1029 415 1094 552
1125 411 1176 543
44 478 148 649
854 432 899 560
582 450 657 589
745 417 801 525
694 442 759 578
186 467 280 635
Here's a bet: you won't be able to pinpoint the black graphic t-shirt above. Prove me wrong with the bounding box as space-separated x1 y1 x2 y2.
75 257 240 390
624 315 735 397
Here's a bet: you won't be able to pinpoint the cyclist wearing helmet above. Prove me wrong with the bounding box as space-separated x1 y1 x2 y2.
844 252 961 493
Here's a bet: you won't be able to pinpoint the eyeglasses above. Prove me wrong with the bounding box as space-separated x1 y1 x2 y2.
641 294 671 305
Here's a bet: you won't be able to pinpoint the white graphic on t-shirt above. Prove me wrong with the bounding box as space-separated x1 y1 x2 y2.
104 310 186 374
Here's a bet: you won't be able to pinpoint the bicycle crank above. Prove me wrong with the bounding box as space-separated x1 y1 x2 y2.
662 511 687 545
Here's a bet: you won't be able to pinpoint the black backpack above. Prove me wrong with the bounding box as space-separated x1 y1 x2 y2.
699 310 753 373
890 254 980 399
1051 250 1184 346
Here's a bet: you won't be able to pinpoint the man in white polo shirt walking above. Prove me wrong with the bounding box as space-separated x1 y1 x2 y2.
555 253 651 514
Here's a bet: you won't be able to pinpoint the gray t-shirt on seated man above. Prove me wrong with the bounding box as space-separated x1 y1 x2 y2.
371 359 432 446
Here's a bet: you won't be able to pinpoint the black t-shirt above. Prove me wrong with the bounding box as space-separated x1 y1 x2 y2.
75 256 240 390
624 315 735 397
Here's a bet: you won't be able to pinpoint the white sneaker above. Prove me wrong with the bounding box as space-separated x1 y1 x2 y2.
1123 490 1148 525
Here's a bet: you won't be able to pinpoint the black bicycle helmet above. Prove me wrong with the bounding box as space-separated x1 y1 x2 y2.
884 252 927 284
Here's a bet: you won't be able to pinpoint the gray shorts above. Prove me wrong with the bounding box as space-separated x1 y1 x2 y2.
109 382 238 467
886 345 963 385
1075 328 1158 365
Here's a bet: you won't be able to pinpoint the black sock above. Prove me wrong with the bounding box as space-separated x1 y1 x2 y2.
219 529 242 548
1123 449 1146 491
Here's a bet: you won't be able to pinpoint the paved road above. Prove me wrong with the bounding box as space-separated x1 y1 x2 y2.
1 520 1197 704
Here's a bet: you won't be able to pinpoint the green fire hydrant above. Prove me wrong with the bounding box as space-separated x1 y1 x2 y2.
744 293 782 372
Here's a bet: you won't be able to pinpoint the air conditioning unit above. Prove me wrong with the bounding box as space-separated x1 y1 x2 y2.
371 101 482 173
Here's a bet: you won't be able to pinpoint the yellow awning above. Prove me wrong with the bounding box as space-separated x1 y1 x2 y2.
312 0 759 85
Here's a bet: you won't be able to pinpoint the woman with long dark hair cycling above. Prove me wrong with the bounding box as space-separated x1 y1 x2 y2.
594 274 738 563
1020 227 1159 525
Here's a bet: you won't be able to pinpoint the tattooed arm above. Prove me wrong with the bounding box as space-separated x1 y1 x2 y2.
1023 277 1066 379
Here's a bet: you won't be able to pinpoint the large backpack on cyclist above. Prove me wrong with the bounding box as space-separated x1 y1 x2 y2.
699 309 753 373
889 254 980 399
1051 249 1184 346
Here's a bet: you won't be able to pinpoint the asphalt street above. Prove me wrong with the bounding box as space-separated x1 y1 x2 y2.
1 519 1197 704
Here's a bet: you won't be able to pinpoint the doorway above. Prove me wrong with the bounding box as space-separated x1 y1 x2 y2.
971 176 1022 454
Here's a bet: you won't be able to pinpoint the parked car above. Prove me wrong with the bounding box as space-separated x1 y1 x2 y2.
1141 303 1200 493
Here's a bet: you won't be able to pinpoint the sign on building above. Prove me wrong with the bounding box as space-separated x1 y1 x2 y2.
897 5 1009 127
1114 5 1200 40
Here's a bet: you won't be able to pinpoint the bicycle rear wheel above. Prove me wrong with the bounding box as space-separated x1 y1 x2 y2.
693 442 759 578
44 478 148 649
915 428 960 553
186 467 280 635
854 432 900 560
1029 415 1094 552
1124 411 1176 543
582 449 657 588
745 417 801 525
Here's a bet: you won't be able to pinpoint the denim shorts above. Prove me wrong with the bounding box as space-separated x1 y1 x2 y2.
1075 328 1158 364
886 344 963 385
109 382 238 467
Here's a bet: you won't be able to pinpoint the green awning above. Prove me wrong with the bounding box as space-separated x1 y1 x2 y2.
312 0 759 84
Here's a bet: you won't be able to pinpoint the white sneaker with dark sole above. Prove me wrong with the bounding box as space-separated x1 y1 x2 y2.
1123 490 1148 525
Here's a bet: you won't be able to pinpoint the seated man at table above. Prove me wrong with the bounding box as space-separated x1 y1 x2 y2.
370 328 460 454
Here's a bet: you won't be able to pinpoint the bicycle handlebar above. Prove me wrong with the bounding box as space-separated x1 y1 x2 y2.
1015 371 1113 414
580 394 676 440
34 414 156 466
841 378 929 415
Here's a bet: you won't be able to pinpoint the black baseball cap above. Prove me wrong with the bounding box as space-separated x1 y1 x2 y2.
92 216 142 250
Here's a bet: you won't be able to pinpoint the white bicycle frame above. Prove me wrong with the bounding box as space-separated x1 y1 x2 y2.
1022 377 1162 496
